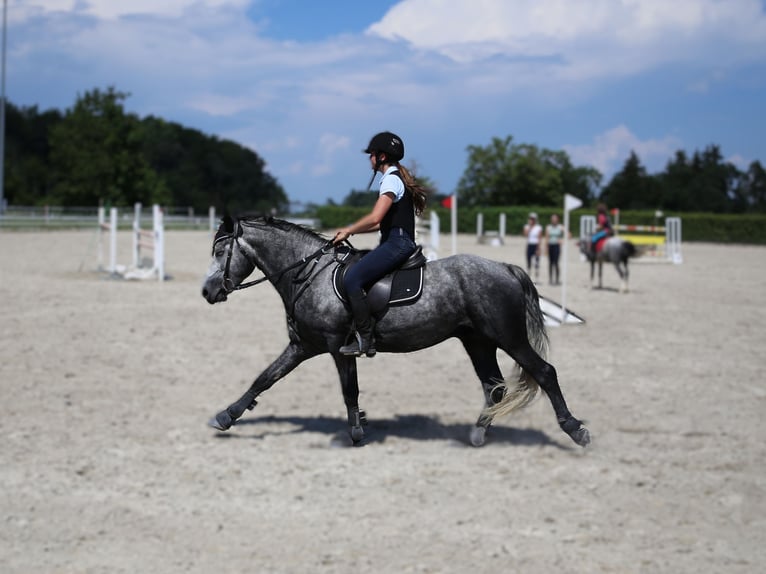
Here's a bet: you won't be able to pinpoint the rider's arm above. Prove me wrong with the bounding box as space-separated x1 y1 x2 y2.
333 193 394 243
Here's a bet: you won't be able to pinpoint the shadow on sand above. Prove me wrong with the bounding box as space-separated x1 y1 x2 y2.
212 413 571 450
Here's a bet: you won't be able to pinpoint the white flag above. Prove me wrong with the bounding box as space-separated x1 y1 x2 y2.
564 193 583 212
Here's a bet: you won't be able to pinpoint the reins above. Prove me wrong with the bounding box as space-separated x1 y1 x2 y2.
219 222 344 296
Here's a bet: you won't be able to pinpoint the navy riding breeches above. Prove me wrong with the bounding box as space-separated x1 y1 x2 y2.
344 227 416 296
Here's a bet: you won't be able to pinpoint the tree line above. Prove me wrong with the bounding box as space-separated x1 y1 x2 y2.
447 136 766 213
3 87 288 214
5 87 764 215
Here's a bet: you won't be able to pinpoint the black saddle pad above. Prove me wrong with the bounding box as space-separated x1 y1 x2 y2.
332 247 425 315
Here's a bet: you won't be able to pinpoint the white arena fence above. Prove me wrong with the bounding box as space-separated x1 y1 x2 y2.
0 205 216 230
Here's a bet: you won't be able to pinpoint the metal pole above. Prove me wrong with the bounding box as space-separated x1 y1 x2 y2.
0 0 7 214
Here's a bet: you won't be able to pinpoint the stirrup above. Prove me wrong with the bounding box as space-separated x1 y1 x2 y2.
339 332 376 357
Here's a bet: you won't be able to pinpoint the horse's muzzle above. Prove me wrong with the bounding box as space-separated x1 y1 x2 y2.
201 285 228 304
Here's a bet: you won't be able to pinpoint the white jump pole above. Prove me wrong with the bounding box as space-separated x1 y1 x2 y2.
132 202 142 268
666 217 683 264
209 206 216 236
153 204 165 282
561 194 582 324
97 206 105 270
476 212 483 243
108 207 118 274
429 210 440 251
499 213 506 241
450 194 457 255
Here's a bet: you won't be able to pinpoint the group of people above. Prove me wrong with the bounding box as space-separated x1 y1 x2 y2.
522 212 566 285
333 130 612 359
523 203 614 284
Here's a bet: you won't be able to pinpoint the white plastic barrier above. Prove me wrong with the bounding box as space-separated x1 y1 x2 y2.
128 203 165 281
416 211 440 260
476 212 506 246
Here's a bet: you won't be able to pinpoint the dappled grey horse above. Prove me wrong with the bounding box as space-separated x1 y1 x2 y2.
201 216 590 447
579 237 637 293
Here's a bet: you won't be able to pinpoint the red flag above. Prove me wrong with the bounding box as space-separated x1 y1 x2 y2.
441 196 453 209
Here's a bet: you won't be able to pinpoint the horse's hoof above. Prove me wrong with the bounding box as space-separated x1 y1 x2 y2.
350 425 364 444
571 426 591 447
470 426 487 447
208 411 233 431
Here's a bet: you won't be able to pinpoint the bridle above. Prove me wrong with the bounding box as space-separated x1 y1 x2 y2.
215 221 338 296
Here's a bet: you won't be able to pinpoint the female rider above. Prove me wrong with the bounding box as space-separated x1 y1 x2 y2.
332 132 427 357
590 202 614 255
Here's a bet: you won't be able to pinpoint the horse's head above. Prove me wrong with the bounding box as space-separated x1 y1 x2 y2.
577 238 596 262
201 216 257 304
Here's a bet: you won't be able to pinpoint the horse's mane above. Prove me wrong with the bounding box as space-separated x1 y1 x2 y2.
238 216 329 244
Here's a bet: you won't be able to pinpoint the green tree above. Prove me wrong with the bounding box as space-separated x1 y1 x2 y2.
738 160 766 213
686 145 738 213
600 151 661 210
658 150 694 211
140 116 287 214
456 136 598 207
47 87 168 206
4 103 61 205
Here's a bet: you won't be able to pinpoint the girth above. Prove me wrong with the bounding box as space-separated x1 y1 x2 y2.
332 245 427 318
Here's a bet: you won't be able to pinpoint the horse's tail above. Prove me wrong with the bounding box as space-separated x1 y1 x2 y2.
624 240 637 258
484 264 549 419
508 263 549 360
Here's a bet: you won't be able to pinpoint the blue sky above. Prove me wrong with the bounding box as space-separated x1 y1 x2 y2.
6 0 766 207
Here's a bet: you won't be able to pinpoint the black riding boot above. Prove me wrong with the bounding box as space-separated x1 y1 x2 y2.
339 293 376 357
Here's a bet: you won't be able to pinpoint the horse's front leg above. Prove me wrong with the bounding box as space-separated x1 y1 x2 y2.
332 353 367 444
598 261 604 289
208 343 315 431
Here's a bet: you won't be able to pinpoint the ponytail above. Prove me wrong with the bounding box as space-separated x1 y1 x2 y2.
396 164 428 216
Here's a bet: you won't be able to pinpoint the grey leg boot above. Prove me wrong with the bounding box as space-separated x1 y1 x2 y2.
339 293 376 357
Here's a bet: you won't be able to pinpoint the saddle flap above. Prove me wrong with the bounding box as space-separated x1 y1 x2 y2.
332 246 426 315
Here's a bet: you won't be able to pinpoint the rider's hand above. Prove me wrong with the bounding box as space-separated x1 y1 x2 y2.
333 228 351 244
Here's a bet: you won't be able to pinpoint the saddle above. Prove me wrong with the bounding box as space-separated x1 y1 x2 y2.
332 245 427 318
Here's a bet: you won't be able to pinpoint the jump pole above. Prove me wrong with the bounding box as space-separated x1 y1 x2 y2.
131 202 165 281
97 206 118 273
560 194 582 324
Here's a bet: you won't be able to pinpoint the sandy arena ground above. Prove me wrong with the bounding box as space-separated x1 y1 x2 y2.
1 226 765 573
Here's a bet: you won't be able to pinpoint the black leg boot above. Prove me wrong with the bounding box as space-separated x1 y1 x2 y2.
339 293 376 357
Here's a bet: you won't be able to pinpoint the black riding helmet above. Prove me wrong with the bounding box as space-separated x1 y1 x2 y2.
363 131 404 163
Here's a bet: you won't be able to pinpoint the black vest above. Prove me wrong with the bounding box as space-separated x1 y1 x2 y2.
380 170 415 241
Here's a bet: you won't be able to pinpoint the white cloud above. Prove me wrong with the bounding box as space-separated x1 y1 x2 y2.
14 0 250 20
564 125 682 176
185 93 259 117
368 0 766 79
310 133 351 177
8 0 765 203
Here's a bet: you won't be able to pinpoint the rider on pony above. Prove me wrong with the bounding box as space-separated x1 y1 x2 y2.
332 132 428 358
590 202 614 256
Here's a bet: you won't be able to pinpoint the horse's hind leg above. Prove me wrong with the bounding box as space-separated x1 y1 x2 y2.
508 343 591 447
332 353 366 444
461 335 505 447
619 260 629 293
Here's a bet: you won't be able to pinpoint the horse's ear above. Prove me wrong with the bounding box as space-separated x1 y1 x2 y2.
222 214 234 233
